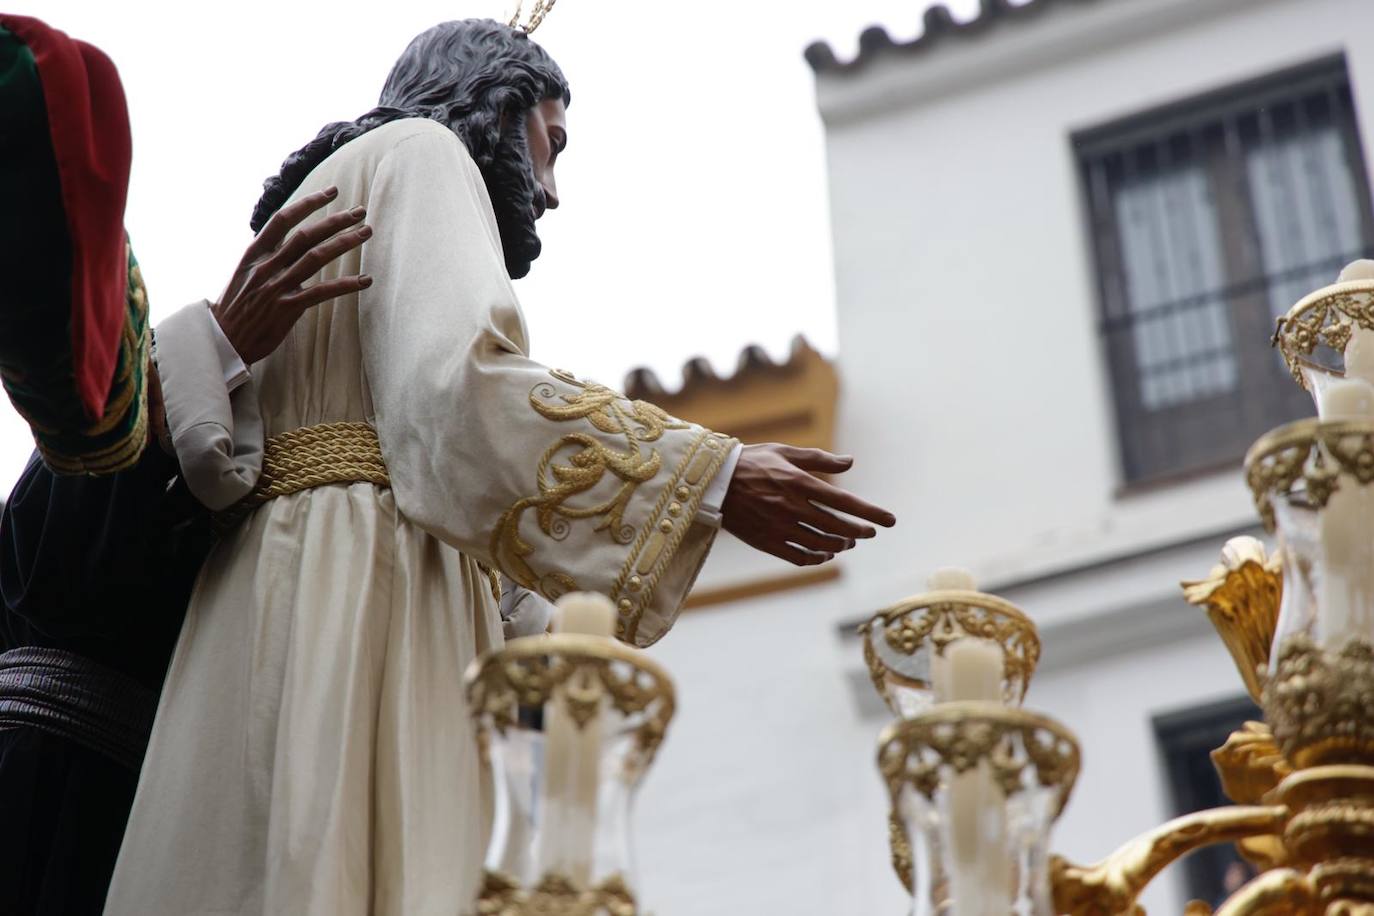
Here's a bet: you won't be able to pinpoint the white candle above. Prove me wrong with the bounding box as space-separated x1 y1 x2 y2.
927 566 976 592
1337 259 1374 284
924 569 1013 916
1316 380 1374 649
538 592 614 884
927 568 1002 703
1344 328 1374 387
934 639 1004 704
928 567 1004 705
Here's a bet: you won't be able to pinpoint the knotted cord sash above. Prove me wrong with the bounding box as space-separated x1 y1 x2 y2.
214 421 500 599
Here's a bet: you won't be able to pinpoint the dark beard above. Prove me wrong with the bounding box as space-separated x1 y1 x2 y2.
476 131 543 280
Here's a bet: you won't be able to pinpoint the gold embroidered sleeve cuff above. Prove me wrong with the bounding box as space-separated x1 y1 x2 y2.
489 370 739 647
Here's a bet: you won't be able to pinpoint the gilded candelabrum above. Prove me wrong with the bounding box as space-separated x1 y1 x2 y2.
860 573 1067 911
862 265 1374 916
465 627 676 916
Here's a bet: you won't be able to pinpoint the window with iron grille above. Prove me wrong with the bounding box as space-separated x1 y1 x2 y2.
1075 55 1374 485
1154 696 1261 909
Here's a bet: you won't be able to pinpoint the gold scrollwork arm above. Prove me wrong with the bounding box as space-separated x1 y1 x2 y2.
1052 805 1289 916
1213 868 1317 916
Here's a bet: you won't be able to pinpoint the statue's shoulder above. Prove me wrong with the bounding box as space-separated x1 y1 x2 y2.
346 118 475 173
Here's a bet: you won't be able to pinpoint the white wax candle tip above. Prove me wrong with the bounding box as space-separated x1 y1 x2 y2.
927 567 976 591
1338 259 1374 283
553 592 616 637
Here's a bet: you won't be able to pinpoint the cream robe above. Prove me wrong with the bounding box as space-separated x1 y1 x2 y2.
105 118 736 916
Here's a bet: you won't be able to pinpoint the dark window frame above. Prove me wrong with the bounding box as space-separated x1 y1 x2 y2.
1153 695 1262 908
1073 54 1374 487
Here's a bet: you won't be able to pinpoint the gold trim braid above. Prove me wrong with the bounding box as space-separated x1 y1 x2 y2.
245 421 390 508
213 421 389 531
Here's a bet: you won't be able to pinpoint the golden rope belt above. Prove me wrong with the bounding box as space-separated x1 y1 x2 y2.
214 421 500 600
241 421 390 511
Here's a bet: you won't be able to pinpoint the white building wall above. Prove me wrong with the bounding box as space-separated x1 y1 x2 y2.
635 1 1374 913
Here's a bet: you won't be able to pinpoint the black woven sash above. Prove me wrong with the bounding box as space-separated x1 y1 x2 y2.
0 647 157 771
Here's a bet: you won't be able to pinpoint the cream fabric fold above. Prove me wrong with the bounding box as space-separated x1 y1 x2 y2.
106 118 733 915
499 579 556 639
153 301 263 510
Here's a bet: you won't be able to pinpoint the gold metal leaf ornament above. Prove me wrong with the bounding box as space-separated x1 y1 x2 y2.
1183 536 1283 703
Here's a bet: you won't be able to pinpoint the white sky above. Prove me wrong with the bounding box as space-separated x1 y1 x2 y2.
4 0 986 489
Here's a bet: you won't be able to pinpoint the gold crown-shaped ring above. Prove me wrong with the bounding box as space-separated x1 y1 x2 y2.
1273 279 1374 387
463 633 676 775
1244 417 1374 531
858 589 1041 713
877 701 1081 814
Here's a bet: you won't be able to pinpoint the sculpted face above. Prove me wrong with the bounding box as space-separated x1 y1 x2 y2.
484 94 567 279
524 97 566 219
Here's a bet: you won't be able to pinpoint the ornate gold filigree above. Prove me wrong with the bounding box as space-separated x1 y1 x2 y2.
1273 280 1374 386
475 869 637 915
1184 537 1283 703
1052 806 1290 916
1264 636 1374 768
1245 419 1374 531
492 372 689 590
507 0 559 36
858 590 1041 711
877 702 1079 807
607 430 735 644
464 634 676 773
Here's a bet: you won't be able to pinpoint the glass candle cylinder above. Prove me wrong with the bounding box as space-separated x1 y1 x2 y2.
860 591 1041 718
465 634 676 915
1300 361 1347 418
1246 417 1374 767
878 703 1080 916
1247 418 1374 660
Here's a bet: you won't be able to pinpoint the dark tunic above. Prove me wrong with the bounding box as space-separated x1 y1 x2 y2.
0 447 212 914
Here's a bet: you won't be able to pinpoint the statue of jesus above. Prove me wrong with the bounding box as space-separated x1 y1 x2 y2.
106 18 895 914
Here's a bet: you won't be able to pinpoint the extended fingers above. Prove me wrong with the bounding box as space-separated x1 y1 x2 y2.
280 274 374 312
803 477 897 528
781 445 855 474
797 502 878 541
250 186 340 256
789 522 855 554
775 542 835 567
275 223 372 290
262 206 367 276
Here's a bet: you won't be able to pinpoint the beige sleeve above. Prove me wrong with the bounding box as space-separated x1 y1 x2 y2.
499 580 555 639
357 124 737 646
152 301 264 510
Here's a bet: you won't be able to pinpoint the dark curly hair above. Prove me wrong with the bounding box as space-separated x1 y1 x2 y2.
249 19 570 278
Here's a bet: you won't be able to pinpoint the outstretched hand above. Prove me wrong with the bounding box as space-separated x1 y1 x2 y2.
211 186 373 364
721 443 896 566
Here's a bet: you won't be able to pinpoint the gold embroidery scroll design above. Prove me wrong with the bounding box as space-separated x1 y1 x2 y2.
492 371 689 597
492 371 736 642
